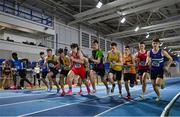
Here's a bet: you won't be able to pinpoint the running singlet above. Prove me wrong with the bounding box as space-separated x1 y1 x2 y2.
46 55 58 71
39 58 48 72
91 49 104 70
137 50 149 70
4 67 11 75
59 56 70 70
107 50 122 71
150 49 164 71
11 59 23 70
123 54 136 74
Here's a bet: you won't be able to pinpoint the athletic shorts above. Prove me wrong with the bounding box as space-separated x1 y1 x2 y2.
138 69 149 76
109 69 122 81
60 69 69 77
150 69 164 80
124 73 136 84
72 66 86 79
93 67 105 77
41 71 48 79
49 68 59 78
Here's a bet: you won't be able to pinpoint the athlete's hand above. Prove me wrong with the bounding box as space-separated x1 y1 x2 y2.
164 66 170 72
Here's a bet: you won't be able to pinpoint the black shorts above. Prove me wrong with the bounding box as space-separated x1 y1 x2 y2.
49 68 59 78
93 67 105 77
109 69 122 81
124 73 136 84
150 69 164 80
36 73 40 79
18 69 26 78
60 69 69 77
41 71 48 79
138 69 149 76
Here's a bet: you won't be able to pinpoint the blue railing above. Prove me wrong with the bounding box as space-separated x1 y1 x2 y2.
0 0 53 27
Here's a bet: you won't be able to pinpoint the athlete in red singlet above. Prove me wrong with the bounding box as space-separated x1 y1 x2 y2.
135 41 149 99
65 43 91 95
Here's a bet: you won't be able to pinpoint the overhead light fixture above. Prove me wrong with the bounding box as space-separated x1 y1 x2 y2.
121 17 126 23
171 51 174 54
146 33 149 38
177 54 180 57
160 42 163 47
117 11 125 16
164 47 167 49
168 49 171 52
134 26 139 32
96 1 103 8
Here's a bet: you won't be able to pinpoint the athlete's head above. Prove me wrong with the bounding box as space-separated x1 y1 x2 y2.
12 52 18 60
58 48 64 57
70 43 79 54
124 46 131 55
152 38 160 49
92 40 99 50
46 48 52 57
111 42 117 51
139 41 145 50
39 51 45 58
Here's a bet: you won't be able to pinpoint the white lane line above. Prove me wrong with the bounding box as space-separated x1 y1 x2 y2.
18 88 142 117
78 103 111 109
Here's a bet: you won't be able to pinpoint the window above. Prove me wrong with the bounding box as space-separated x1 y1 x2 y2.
82 32 89 48
106 40 111 51
100 38 105 51
91 35 97 48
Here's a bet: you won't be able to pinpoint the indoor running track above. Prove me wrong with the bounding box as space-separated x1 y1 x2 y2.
0 77 179 116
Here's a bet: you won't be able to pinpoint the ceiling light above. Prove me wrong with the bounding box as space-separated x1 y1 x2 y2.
134 26 139 32
164 47 167 49
160 42 163 47
96 1 103 8
121 17 126 23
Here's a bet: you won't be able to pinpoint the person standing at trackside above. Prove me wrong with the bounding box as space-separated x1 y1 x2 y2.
58 48 70 96
107 42 123 96
45 49 60 93
89 40 105 93
38 52 49 90
2 60 12 89
135 41 149 99
33 63 41 87
65 43 91 95
122 46 136 99
146 38 173 101
11 53 33 89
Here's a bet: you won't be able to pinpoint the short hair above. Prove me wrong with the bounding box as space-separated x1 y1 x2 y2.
12 52 17 57
46 48 52 52
70 43 79 50
139 41 145 45
125 45 130 48
58 48 64 54
152 38 160 43
92 39 99 44
111 42 117 46
39 52 44 55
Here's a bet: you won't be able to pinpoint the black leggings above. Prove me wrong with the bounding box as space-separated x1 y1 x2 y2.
33 73 41 86
13 69 32 88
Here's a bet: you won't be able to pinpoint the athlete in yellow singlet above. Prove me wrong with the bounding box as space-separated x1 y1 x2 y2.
107 42 123 97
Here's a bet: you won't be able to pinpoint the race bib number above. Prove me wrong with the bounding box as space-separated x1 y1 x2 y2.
152 61 160 67
74 63 81 68
139 61 146 66
48 63 54 68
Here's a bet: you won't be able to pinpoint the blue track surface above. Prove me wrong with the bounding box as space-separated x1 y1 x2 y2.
0 77 179 116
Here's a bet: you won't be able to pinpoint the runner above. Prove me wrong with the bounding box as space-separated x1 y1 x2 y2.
89 40 106 93
122 46 136 99
65 43 91 95
58 48 70 96
107 42 123 96
11 52 33 89
38 52 49 90
45 49 60 93
135 41 149 99
146 38 173 101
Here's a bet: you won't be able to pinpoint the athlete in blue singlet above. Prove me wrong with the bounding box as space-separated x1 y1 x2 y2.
146 38 172 101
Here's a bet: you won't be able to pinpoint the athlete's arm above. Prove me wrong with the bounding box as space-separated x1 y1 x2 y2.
115 52 123 66
134 52 140 63
163 50 173 69
70 56 84 64
145 51 151 66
